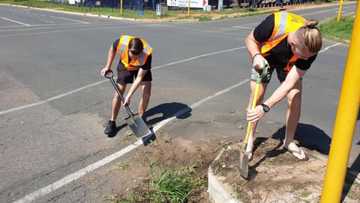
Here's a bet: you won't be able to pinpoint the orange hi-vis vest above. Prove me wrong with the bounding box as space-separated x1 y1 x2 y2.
116 35 153 71
260 11 306 72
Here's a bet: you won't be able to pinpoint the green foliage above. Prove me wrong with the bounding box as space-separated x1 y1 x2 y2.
117 164 205 203
320 15 354 41
197 16 211 21
150 168 197 202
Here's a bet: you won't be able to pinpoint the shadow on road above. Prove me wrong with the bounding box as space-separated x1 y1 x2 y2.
272 123 331 155
342 154 360 202
143 102 192 126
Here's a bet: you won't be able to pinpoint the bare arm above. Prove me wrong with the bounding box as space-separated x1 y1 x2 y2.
245 31 269 70
247 66 306 122
101 46 116 76
245 31 262 60
263 66 305 108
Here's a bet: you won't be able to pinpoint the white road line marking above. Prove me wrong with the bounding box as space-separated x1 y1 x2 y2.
153 47 246 70
0 25 26 29
319 43 342 53
11 42 341 203
162 25 244 38
0 22 81 29
229 26 252 30
49 16 89 24
0 22 119 32
0 17 31 26
323 38 348 46
228 21 258 29
13 140 144 203
0 24 139 38
0 80 105 116
0 46 245 116
153 79 250 132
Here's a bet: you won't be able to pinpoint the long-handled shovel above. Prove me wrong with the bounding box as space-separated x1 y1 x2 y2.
239 75 262 180
240 63 270 179
104 70 156 145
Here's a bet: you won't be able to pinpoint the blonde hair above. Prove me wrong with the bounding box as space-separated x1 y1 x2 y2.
299 20 323 53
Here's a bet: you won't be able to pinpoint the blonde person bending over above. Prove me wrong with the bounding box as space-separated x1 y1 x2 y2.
245 11 322 160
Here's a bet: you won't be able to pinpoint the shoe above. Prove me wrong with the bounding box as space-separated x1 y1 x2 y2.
284 142 307 160
104 120 117 136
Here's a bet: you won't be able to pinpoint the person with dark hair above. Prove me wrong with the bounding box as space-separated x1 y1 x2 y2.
101 35 153 136
275 0 283 7
244 11 322 160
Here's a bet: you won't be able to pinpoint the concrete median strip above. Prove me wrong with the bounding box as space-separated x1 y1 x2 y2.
208 141 360 203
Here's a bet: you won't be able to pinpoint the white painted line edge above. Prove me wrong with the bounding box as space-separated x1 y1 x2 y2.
13 140 144 203
319 42 342 53
49 15 90 24
0 17 31 26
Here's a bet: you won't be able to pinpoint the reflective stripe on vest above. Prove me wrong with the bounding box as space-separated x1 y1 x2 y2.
260 12 305 72
261 12 306 54
272 11 288 40
116 35 153 70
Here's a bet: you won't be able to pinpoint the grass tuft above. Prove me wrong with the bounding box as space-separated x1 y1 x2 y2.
116 163 205 203
319 15 354 41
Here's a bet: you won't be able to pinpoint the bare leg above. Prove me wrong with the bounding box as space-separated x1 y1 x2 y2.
283 80 302 146
282 80 306 159
245 80 267 155
110 83 126 121
138 81 151 117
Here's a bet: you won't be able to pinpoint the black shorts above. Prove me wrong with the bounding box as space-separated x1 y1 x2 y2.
116 65 152 84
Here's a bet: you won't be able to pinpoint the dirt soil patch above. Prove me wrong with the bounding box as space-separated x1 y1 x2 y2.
106 131 238 202
210 138 360 203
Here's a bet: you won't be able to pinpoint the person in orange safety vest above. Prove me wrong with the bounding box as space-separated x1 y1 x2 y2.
245 11 323 160
101 35 153 136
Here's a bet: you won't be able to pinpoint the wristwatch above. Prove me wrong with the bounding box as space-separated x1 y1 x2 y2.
261 103 270 113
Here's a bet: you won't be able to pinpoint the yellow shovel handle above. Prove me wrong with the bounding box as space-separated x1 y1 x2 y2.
243 81 261 145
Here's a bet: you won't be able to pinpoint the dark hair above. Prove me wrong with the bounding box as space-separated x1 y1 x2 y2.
128 38 143 55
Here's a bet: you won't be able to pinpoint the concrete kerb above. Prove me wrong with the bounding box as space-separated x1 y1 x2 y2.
0 3 190 23
0 2 269 23
208 147 241 203
207 144 360 203
0 3 138 22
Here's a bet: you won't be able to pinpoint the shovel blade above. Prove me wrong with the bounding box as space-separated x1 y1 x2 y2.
239 150 249 180
127 114 151 138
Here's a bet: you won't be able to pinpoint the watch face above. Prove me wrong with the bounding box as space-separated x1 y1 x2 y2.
262 104 270 112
